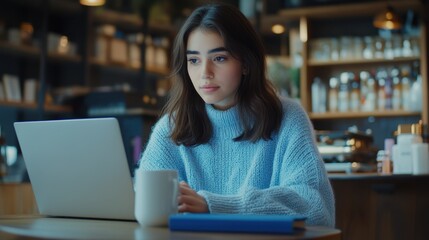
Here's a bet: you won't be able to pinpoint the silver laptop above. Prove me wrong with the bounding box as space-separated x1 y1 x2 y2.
14 118 135 220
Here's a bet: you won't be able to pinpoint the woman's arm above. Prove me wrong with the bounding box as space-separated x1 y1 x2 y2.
198 100 335 227
197 163 334 227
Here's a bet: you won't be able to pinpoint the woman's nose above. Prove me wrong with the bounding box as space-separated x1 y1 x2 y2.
201 61 214 79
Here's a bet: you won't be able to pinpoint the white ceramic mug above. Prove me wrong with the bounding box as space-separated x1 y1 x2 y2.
134 169 178 227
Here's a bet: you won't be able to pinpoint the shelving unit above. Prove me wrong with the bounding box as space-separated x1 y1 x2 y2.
309 110 421 120
0 0 174 169
308 56 420 66
261 0 428 148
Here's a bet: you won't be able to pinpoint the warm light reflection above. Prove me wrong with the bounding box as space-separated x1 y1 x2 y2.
271 24 285 34
299 17 308 42
80 0 105 7
373 6 402 30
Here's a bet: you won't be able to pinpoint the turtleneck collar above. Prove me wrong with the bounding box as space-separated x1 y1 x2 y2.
205 104 242 130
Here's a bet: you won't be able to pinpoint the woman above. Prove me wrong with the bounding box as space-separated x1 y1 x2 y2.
138 3 335 227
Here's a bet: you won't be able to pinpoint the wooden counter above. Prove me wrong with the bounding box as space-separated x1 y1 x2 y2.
329 173 429 240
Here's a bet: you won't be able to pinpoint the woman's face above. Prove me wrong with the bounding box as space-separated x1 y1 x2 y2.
186 29 243 110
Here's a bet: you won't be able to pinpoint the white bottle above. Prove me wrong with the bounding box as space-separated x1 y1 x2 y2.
410 75 422 112
311 78 321 113
393 124 423 174
311 77 327 113
338 72 350 112
412 143 429 174
328 77 339 112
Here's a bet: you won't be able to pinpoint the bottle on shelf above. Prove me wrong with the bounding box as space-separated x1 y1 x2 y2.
330 38 339 60
353 37 363 60
339 36 353 60
384 37 394 59
383 69 393 110
362 36 374 59
402 36 413 57
374 37 384 59
376 150 386 174
360 71 376 112
328 77 339 112
349 73 360 112
392 35 402 58
311 77 327 113
366 76 377 112
401 66 412 111
376 70 386 111
382 138 394 174
390 67 401 110
392 123 423 174
338 72 350 112
410 75 422 112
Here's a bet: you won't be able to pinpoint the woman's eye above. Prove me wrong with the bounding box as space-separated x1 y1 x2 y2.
187 58 199 64
214 56 226 62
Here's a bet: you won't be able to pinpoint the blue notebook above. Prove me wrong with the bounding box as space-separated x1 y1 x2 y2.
169 213 306 234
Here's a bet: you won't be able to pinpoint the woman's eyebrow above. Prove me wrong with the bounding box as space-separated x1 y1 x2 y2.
186 47 228 55
207 47 228 54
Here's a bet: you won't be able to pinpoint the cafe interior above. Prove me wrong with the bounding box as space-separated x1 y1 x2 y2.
0 0 428 239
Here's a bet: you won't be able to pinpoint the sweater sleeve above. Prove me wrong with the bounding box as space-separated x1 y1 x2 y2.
198 101 335 227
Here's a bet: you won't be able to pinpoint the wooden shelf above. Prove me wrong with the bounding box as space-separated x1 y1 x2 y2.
0 41 40 58
0 101 37 110
0 101 72 113
88 107 159 118
90 58 169 75
277 0 422 20
90 59 140 72
0 42 82 63
44 104 72 113
92 9 175 34
48 0 82 15
308 56 420 67
309 110 421 120
48 52 82 63
146 66 170 75
93 9 142 30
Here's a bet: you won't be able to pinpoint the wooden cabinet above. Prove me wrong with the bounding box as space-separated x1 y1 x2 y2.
330 174 429 240
261 0 428 148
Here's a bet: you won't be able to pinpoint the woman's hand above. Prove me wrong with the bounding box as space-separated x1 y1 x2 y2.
178 181 209 213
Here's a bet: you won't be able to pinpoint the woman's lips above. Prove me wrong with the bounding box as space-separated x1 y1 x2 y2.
200 85 219 93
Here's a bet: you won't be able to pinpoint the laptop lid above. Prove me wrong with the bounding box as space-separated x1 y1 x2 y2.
14 118 135 220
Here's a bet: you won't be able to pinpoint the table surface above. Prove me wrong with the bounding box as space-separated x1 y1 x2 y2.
0 215 341 240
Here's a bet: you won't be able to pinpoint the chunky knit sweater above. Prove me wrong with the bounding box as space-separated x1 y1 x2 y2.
138 97 335 227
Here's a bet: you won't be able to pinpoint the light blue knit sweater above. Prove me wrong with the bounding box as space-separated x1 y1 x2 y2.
138 97 335 227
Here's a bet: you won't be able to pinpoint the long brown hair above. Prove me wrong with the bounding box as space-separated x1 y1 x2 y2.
162 3 283 146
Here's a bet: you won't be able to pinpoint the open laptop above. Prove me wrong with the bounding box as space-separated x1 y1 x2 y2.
14 118 136 220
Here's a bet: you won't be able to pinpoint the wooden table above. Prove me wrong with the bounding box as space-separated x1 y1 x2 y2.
0 215 341 240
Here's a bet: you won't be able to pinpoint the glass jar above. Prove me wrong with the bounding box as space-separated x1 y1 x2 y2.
392 35 402 57
362 36 374 59
374 37 384 59
330 38 340 60
353 37 363 59
340 36 353 60
384 38 394 59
